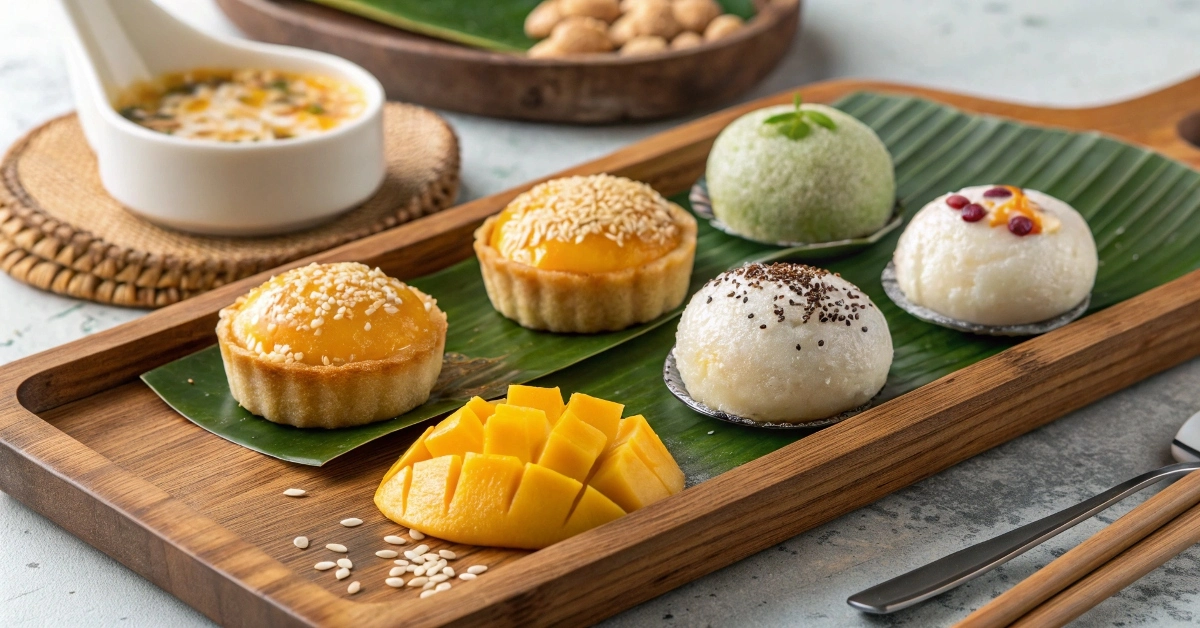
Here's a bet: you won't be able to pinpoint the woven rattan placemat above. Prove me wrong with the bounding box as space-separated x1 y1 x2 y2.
0 102 459 308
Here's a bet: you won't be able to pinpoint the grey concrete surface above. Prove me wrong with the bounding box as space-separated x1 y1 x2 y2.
2 0 1200 625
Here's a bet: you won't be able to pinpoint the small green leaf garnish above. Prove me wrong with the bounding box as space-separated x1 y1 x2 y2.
805 110 837 130
763 93 836 140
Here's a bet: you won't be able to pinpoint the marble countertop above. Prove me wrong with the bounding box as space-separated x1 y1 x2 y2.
3 0 1200 625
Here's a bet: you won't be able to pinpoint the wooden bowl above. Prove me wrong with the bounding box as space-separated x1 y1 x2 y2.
215 0 801 123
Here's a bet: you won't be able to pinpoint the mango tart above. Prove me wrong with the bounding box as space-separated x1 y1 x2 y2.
375 385 685 550
216 262 447 429
474 174 698 333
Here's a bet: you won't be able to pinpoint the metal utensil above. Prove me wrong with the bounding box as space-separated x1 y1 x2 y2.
847 410 1200 614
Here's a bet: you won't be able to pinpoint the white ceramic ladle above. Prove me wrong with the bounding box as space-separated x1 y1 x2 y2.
56 0 386 236
848 410 1200 614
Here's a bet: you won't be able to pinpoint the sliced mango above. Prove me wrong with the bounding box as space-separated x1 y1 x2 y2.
424 407 484 460
507 385 565 423
374 385 685 549
565 392 623 445
464 396 498 423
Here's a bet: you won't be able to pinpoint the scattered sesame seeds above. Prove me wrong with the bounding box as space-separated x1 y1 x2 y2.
293 536 309 549
430 574 449 584
420 589 438 598
384 535 407 545
438 550 456 560
326 543 348 553
436 582 452 592
494 175 680 257
314 561 336 571
411 544 429 556
818 340 825 347
707 430 715 435
394 559 409 566
283 488 306 497
466 565 488 575
335 568 350 580
458 573 477 581
386 577 405 588
340 518 363 527
347 581 361 595
407 577 429 587
409 529 426 541
337 558 353 569
389 566 406 577
186 378 194 385
443 567 455 577
376 550 399 559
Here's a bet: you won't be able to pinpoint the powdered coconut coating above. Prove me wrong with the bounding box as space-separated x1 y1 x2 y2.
705 104 895 243
674 263 893 423
893 186 1097 326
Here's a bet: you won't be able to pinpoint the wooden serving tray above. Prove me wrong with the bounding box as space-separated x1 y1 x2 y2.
3 78 1200 627
214 0 799 123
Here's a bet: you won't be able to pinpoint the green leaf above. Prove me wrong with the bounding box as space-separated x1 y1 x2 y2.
142 212 766 465
762 112 799 125
144 92 1200 480
530 92 1200 482
792 92 803 110
303 0 756 52
804 109 837 130
784 119 811 140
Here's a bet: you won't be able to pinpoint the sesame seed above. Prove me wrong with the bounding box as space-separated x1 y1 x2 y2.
420 589 438 598
467 565 488 575
340 518 363 527
409 529 426 540
458 573 477 581
386 577 405 588
337 558 353 569
439 550 456 560
283 488 306 497
347 581 361 594
411 544 429 556
436 582 452 592
335 568 350 580
389 566 406 577
326 544 348 553
384 535 407 545
376 550 398 559
314 561 336 571
293 536 309 549
407 577 429 587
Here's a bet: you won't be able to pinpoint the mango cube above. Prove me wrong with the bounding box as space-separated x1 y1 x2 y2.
506 385 565 423
374 390 685 550
564 393 624 445
464 396 498 423
424 406 484 460
537 411 607 483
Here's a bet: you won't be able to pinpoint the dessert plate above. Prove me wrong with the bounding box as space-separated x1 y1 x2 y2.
689 176 904 259
662 348 872 430
880 261 1092 337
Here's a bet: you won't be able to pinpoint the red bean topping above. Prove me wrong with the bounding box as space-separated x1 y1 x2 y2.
945 194 970 209
983 187 1012 198
1008 215 1034 236
961 203 986 222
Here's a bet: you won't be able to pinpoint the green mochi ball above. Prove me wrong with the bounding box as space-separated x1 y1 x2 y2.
705 104 895 244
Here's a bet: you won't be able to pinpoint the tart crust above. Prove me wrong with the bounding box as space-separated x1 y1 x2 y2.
474 202 697 333
215 287 447 429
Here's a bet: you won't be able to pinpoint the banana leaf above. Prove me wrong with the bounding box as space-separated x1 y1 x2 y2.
531 91 1200 482
304 0 758 52
144 92 1200 472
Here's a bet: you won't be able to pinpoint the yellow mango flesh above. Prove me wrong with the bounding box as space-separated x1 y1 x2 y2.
506 384 565 422
374 386 685 549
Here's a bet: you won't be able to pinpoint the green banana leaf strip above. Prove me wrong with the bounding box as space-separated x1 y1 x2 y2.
141 205 766 465
530 91 1200 482
304 0 757 52
144 92 1200 473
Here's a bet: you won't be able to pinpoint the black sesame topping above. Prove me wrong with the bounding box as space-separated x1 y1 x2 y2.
818 340 825 346
862 326 869 332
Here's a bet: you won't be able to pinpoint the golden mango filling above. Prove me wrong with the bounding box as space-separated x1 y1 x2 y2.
489 174 681 273
114 68 365 142
375 385 685 549
230 262 438 367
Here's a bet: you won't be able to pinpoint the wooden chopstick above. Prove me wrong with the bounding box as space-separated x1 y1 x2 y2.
955 469 1200 628
1011 499 1200 627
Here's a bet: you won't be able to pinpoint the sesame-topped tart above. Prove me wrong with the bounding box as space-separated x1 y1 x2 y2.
216 262 447 428
474 174 698 333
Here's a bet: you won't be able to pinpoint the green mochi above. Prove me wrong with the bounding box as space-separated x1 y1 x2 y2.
705 104 895 244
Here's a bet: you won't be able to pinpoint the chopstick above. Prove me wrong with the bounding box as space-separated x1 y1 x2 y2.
1011 499 1200 627
955 469 1200 628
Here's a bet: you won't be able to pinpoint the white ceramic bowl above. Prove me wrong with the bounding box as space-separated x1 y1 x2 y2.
59 0 386 236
